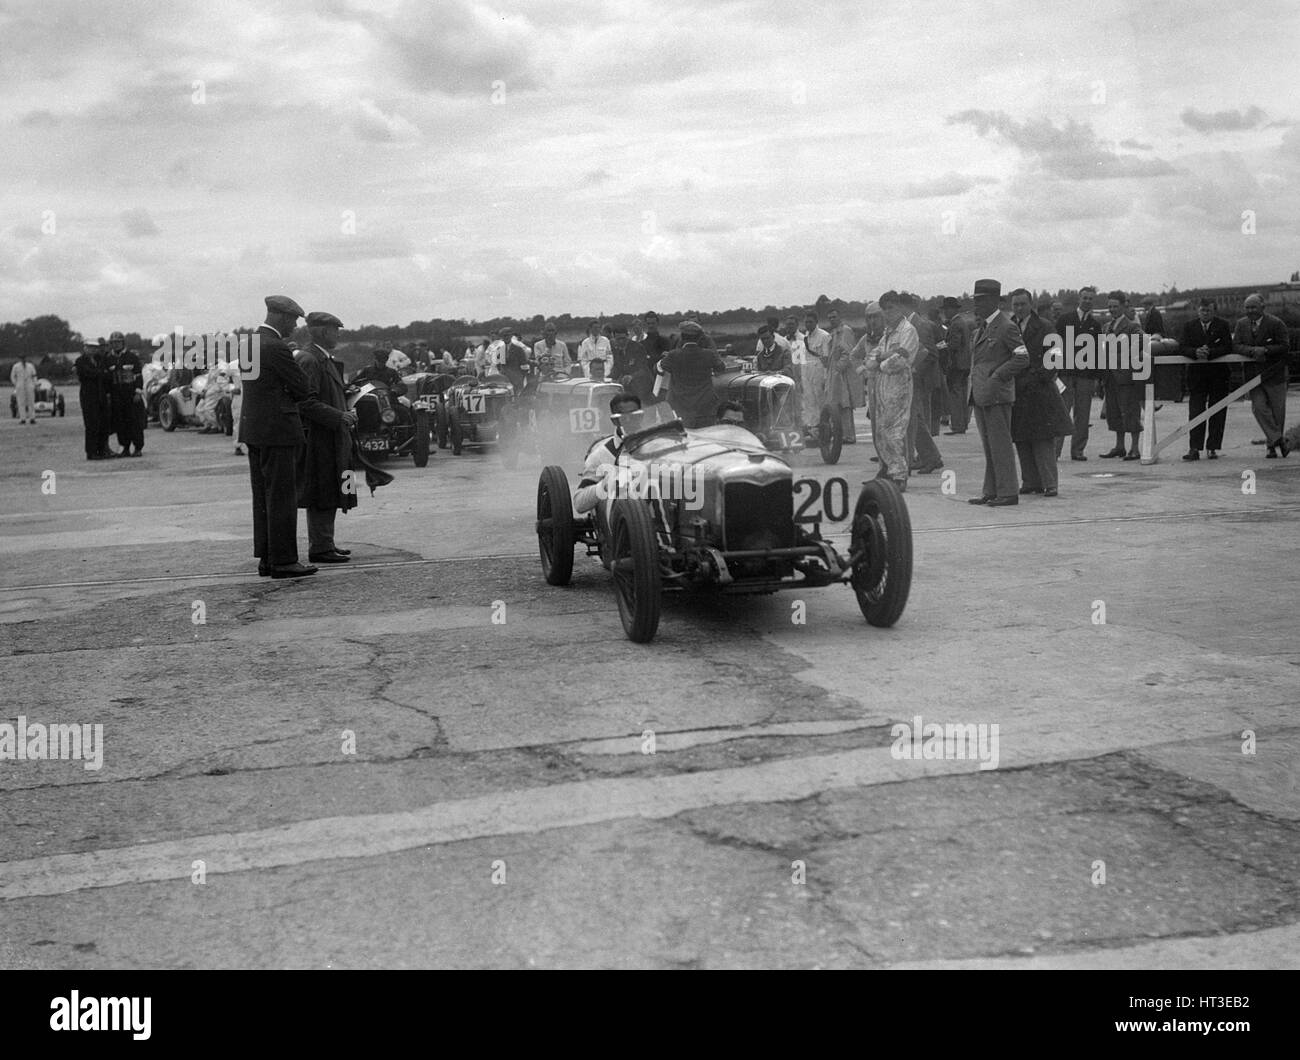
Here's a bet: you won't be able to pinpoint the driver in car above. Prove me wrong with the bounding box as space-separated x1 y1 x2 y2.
573 393 643 514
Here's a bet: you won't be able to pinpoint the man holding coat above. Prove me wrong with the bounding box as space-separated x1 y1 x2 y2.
295 311 359 564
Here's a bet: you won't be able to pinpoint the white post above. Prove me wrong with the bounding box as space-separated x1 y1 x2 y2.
1140 381 1156 464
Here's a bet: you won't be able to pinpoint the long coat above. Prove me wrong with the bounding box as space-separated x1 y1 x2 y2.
238 325 313 447
661 343 726 428
1010 314 1075 441
294 344 353 512
827 324 864 408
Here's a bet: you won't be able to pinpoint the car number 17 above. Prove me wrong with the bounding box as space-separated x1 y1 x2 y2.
793 477 850 524
461 394 486 414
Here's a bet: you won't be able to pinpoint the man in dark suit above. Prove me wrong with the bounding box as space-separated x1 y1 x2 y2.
74 341 112 460
940 297 971 434
968 278 1028 506
1098 291 1145 460
1233 293 1291 458
1179 298 1234 460
902 292 943 473
296 311 359 563
1009 288 1072 497
1053 286 1101 460
239 294 318 578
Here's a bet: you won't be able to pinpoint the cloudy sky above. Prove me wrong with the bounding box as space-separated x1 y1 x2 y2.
2 0 1297 338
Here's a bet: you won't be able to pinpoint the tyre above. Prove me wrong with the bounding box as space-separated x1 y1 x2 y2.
450 409 463 455
818 405 843 464
537 465 574 586
609 498 662 643
435 403 449 449
849 479 912 627
159 398 179 431
413 410 430 467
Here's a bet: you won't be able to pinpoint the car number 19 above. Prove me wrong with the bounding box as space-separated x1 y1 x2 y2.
569 407 600 433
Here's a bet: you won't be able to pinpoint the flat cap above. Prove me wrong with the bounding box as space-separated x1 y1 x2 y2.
265 294 305 317
679 319 702 332
864 301 883 315
306 311 344 328
942 296 962 310
973 278 1001 297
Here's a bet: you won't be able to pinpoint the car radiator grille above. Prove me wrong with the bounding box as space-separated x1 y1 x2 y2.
723 481 793 552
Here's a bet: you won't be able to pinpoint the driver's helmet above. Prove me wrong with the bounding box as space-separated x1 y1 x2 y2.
387 351 412 373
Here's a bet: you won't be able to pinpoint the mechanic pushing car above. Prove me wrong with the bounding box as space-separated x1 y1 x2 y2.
573 393 643 515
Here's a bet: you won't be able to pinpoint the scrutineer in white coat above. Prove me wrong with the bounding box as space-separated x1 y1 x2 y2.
10 354 38 424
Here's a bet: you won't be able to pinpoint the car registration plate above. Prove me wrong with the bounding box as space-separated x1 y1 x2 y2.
361 439 388 452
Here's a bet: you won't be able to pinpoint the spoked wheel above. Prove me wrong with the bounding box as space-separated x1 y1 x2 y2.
608 499 661 643
536 465 574 585
818 405 843 464
849 479 912 627
159 399 179 431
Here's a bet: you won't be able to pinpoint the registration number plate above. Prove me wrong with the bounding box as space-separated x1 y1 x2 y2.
361 439 388 452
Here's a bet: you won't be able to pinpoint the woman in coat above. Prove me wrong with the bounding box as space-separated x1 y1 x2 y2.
1010 312 1075 496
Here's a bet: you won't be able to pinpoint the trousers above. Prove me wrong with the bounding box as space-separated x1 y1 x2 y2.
248 444 300 566
974 403 1017 500
1016 438 1058 491
907 386 942 467
1250 379 1287 446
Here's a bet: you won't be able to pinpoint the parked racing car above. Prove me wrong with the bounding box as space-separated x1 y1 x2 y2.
535 410 912 642
348 378 430 466
157 367 235 434
10 378 65 418
712 356 842 464
436 373 516 456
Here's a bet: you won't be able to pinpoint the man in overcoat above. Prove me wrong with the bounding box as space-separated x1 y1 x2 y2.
1009 288 1073 496
968 278 1029 506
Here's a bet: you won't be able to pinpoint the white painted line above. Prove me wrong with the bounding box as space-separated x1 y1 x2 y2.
0 746 996 901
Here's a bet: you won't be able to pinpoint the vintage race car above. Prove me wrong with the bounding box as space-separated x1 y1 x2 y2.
10 378 65 418
348 379 430 466
713 356 843 464
521 374 625 468
157 369 234 433
437 373 517 456
535 410 912 642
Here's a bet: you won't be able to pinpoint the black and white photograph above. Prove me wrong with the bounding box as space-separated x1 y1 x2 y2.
0 0 1297 1008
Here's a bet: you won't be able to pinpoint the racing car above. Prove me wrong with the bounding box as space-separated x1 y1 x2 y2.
157 367 235 434
523 373 625 468
347 377 431 467
10 379 65 418
436 373 517 456
712 356 843 464
535 409 911 642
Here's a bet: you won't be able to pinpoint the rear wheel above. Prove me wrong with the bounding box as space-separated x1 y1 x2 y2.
413 410 430 467
450 410 463 455
609 499 662 643
159 398 179 431
850 479 912 627
819 405 843 464
537 466 574 585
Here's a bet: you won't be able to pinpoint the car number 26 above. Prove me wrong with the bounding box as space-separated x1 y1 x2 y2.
793 477 850 524
569 407 600 433
460 394 486 415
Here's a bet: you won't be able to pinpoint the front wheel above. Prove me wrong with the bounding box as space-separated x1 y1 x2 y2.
818 405 843 464
609 499 662 643
537 466 574 585
850 479 912 627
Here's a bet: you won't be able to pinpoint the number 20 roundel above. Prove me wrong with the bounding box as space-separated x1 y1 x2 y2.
793 477 849 523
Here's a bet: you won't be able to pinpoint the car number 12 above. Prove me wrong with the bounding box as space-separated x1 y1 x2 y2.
793 477 849 524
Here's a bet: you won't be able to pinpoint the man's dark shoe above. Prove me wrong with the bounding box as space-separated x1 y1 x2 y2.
332 547 351 555
1207 450 1218 460
1123 451 1140 461
1182 450 1199 461
988 496 1019 506
1071 454 1087 461
1019 485 1042 494
1042 487 1059 497
944 430 966 435
915 462 943 474
258 561 270 577
270 562 318 579
1251 438 1265 445
308 551 350 563
1279 439 1291 458
1265 447 1277 458
1099 447 1125 458
968 496 994 505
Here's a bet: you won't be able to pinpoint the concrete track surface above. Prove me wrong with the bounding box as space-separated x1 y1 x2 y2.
1 393 1297 968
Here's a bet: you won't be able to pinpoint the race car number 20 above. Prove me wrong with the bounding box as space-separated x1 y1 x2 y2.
569 407 600 433
793 477 849 524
